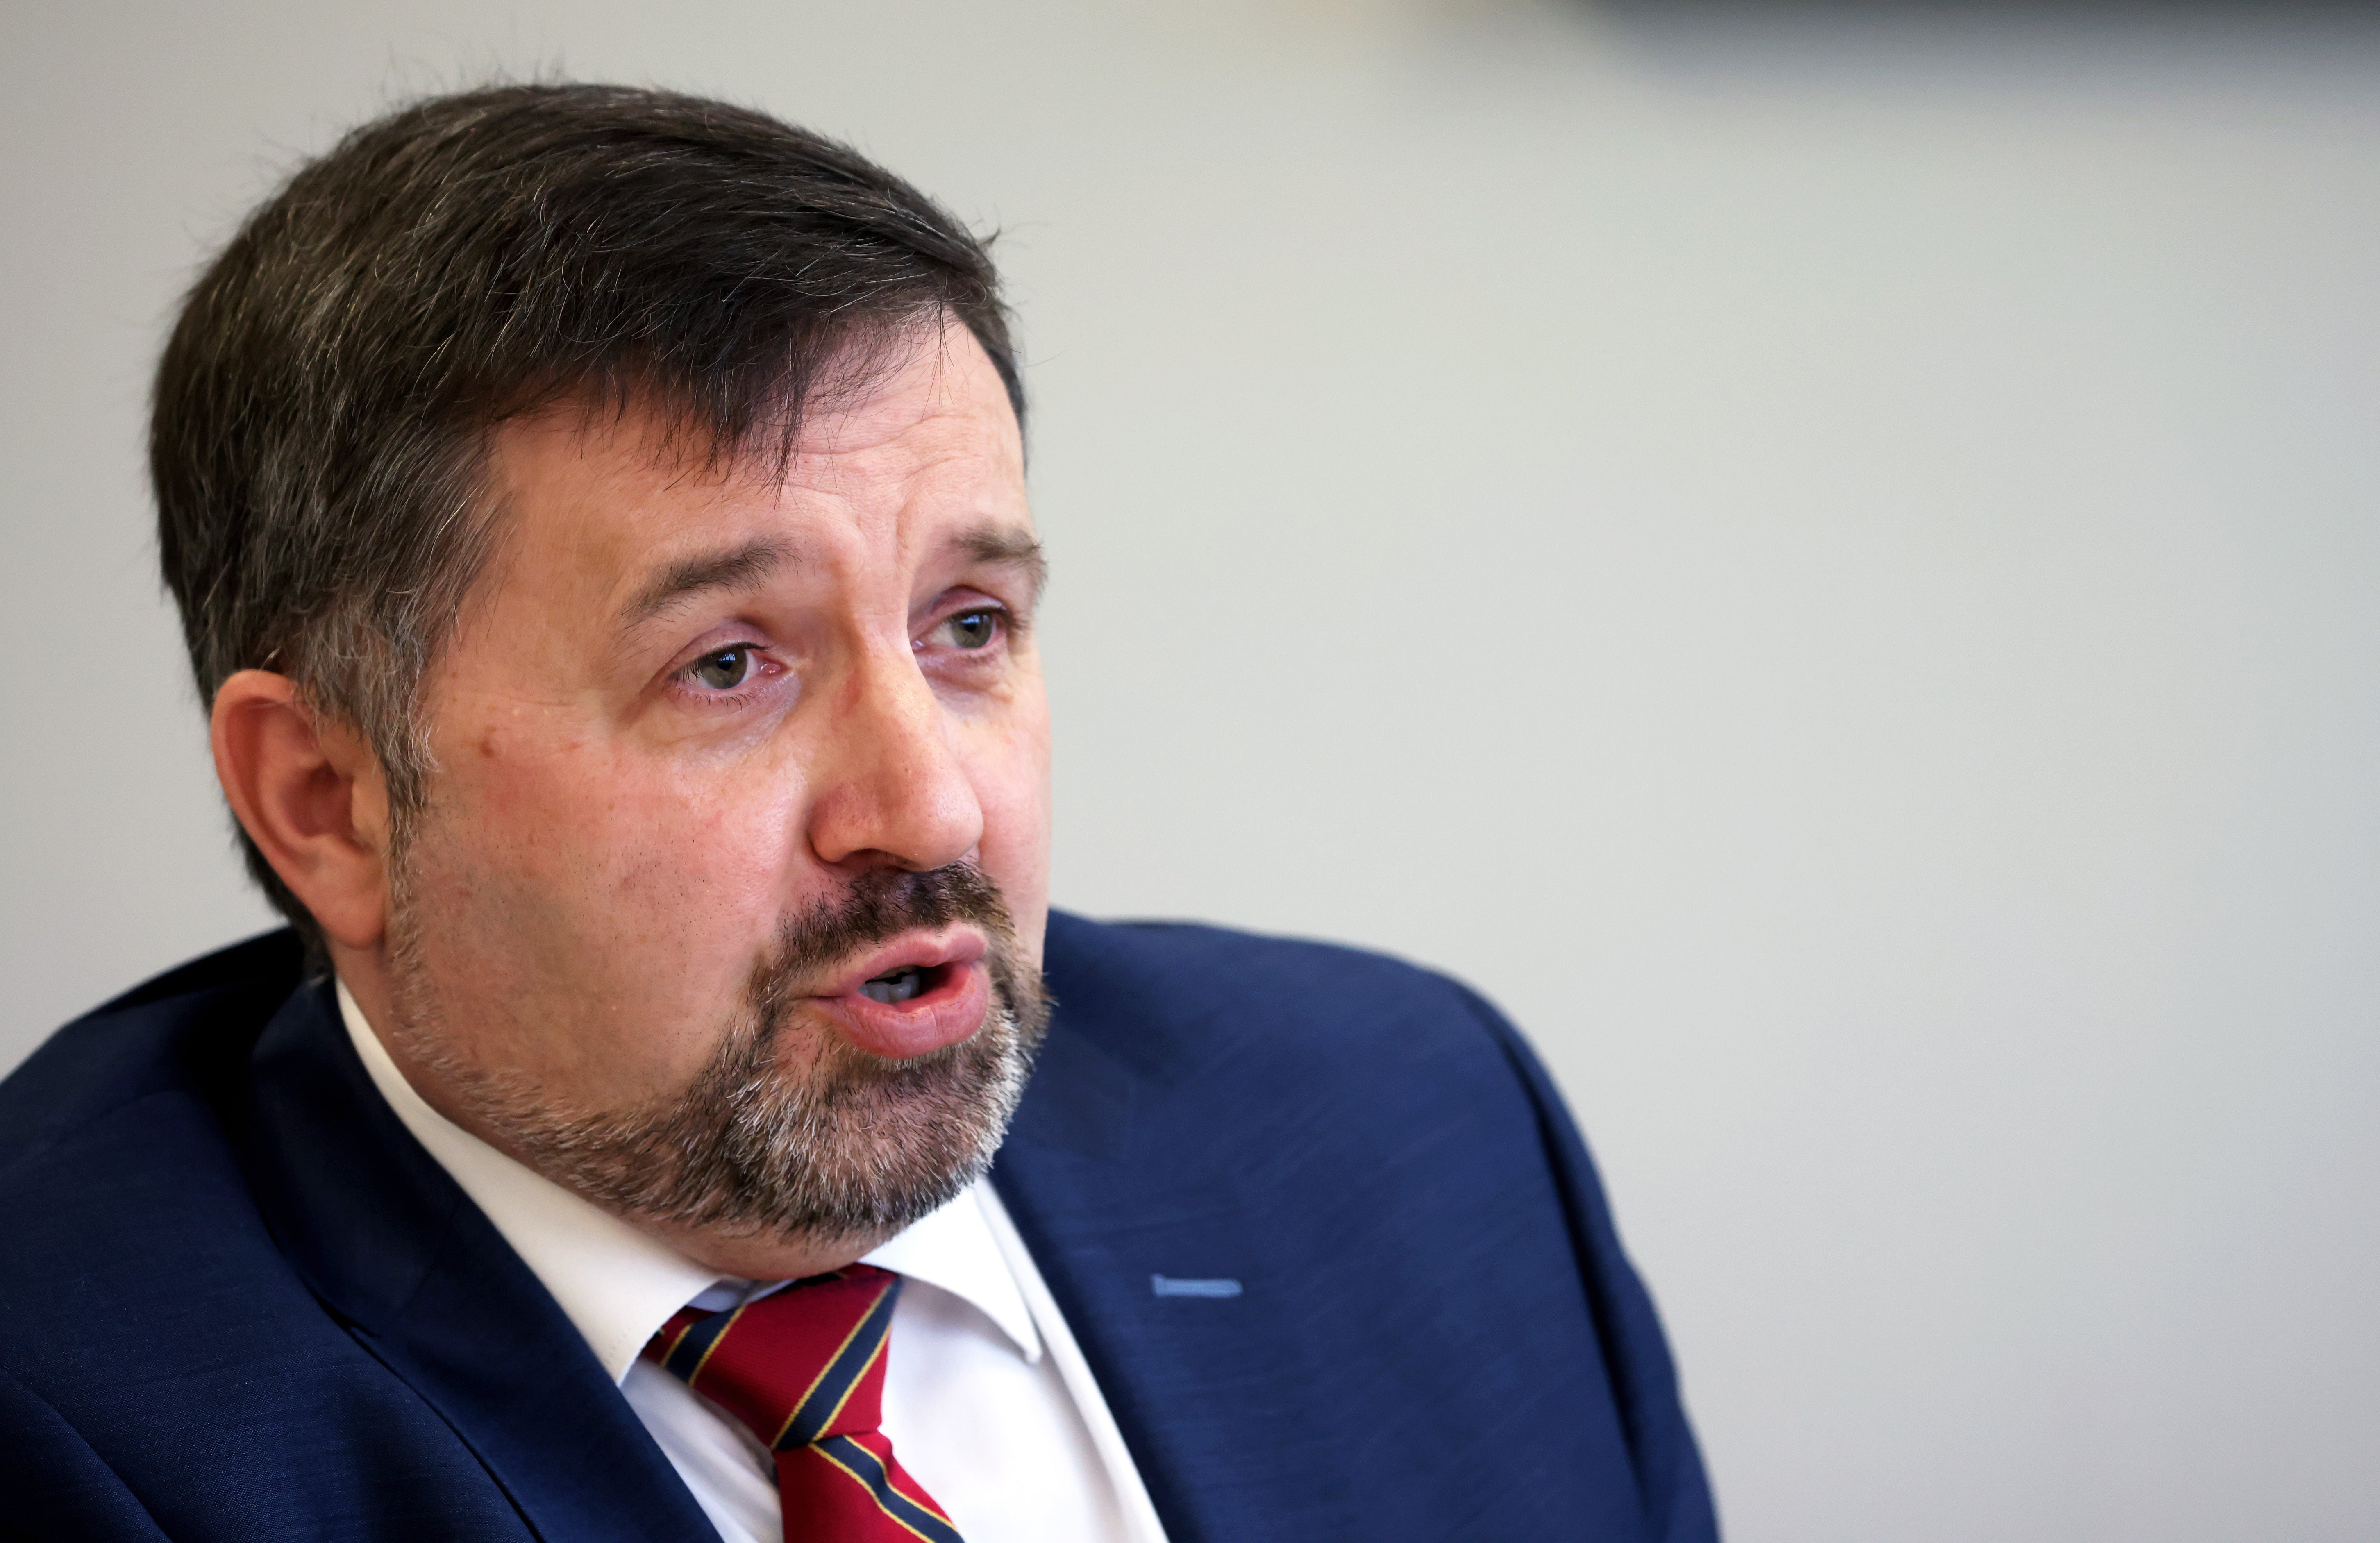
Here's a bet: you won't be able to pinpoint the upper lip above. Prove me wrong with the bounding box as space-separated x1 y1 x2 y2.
810 927 988 999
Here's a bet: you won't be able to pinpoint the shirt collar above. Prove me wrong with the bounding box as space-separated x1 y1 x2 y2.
335 979 1040 1380
863 1182 1040 1363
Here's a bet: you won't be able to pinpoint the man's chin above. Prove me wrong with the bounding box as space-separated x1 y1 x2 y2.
388 860 1050 1259
633 1212 908 1284
509 983 1039 1251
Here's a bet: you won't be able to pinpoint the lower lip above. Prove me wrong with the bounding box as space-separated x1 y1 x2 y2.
813 961 992 1061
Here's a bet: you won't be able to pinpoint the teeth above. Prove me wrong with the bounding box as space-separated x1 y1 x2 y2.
859 965 927 1005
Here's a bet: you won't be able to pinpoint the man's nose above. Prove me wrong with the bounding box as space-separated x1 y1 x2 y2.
803 645 984 875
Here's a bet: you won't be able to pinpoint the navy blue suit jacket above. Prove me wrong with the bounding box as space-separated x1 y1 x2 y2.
0 913 1716 1541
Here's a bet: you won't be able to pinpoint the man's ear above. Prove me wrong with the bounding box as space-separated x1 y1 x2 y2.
210 670 393 951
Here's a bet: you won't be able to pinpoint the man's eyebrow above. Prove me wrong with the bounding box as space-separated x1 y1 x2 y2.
620 538 794 630
958 525 1047 604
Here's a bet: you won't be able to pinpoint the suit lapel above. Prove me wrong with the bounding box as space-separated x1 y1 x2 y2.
238 981 716 1543
992 949 1327 1542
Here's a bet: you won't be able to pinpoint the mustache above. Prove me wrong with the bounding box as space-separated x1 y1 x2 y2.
749 863 1020 1024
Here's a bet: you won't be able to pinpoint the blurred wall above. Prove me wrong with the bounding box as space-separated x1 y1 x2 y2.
4 2 2376 1538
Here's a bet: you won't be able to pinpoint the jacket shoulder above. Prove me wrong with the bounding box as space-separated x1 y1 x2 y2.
0 934 543 1541
1017 913 1718 1541
1030 909 1553 1205
0 929 304 1174
1041 909 1495 1064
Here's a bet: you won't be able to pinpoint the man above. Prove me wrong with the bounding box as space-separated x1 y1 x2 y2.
0 84 1716 1542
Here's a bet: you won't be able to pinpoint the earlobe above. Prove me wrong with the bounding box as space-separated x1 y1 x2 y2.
209 670 391 950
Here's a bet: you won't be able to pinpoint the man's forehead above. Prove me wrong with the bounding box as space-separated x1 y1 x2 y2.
790 325 1021 467
480 336 1026 598
493 325 1014 487
614 519 1044 638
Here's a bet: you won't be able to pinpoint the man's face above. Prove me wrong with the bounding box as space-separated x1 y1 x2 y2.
369 324 1051 1270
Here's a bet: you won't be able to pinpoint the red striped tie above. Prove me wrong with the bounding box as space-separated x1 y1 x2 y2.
643 1265 963 1543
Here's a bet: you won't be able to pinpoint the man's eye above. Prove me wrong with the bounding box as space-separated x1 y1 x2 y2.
938 610 1000 650
687 646 754 690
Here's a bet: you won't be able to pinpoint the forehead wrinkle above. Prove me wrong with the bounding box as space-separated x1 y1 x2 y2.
618 536 796 633
789 428 1022 566
788 409 1007 509
788 349 1016 486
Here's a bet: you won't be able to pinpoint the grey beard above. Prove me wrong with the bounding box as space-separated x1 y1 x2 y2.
384 863 1048 1245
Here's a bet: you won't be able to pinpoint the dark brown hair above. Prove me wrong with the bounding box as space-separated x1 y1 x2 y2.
151 84 1022 948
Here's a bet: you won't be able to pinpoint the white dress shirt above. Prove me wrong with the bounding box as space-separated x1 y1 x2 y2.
336 981 1166 1543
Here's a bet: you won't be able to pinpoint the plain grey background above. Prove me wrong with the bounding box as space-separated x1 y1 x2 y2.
5 1 2377 1537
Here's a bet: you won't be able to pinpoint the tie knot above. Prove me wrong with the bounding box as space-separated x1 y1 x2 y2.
643 1264 965 1542
644 1264 904 1452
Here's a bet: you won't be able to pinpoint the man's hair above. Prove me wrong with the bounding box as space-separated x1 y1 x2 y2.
152 84 1022 950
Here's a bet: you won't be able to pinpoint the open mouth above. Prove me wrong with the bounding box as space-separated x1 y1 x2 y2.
858 963 938 1005
813 930 992 1060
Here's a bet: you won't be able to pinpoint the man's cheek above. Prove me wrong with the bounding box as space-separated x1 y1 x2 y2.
603 778 803 940
971 718 1052 867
